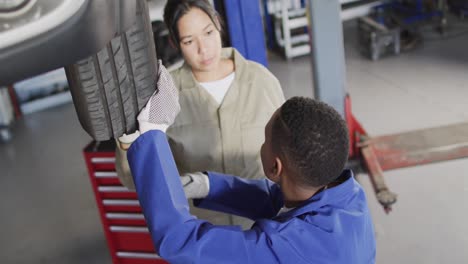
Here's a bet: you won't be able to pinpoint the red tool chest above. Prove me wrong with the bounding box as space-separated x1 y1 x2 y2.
83 140 167 264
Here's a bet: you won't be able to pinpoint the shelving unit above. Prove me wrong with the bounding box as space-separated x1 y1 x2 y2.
14 68 71 115
266 0 386 59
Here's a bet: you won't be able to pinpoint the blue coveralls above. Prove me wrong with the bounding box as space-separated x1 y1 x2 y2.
127 130 376 264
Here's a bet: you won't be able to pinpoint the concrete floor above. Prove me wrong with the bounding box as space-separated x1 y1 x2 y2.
1 20 468 263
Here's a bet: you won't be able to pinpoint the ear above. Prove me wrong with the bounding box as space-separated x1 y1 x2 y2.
269 157 283 183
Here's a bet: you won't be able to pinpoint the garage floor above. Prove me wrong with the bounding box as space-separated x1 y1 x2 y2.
1 20 467 263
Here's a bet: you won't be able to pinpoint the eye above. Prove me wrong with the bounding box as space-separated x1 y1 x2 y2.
182 40 193 46
206 30 214 35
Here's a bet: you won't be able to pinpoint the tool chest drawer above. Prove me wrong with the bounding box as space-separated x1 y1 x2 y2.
98 186 139 200
103 199 142 213
94 171 123 185
110 226 156 252
116 252 163 264
106 213 147 226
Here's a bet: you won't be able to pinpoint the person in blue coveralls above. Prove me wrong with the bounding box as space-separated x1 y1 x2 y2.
122 63 376 264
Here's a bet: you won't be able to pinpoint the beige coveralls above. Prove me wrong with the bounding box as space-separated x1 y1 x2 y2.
167 48 285 227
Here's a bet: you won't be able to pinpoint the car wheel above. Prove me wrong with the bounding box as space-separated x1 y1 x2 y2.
65 0 158 141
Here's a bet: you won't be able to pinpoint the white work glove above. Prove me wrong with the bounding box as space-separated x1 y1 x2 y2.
137 60 180 134
180 172 210 199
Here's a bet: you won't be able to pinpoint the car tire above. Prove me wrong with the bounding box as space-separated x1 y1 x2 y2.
65 0 158 141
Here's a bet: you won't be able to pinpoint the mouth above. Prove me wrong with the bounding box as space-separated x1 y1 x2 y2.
201 57 214 66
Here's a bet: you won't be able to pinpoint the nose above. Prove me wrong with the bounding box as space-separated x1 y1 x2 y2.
198 38 207 55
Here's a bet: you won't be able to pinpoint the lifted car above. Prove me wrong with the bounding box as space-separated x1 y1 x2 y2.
0 0 159 140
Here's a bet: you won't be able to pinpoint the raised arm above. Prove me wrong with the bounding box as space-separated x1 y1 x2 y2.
127 130 298 264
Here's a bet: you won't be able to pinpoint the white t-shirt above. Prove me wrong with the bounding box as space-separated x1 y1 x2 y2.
199 72 235 105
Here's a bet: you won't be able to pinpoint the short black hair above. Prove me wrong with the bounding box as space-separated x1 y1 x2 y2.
272 97 349 187
163 0 223 49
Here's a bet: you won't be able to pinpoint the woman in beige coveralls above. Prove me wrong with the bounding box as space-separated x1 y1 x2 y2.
117 0 284 228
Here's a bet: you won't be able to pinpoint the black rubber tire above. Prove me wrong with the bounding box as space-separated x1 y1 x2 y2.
65 0 158 141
